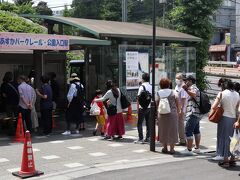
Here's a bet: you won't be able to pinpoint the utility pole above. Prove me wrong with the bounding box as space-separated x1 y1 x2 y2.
122 0 127 22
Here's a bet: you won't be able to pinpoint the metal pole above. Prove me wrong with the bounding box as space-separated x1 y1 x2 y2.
122 0 127 22
150 0 156 152
163 2 165 28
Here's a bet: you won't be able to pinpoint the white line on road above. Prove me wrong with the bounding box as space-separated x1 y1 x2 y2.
108 143 123 147
49 140 64 144
87 138 99 142
42 155 60 160
132 149 147 153
7 167 20 173
115 159 130 163
89 152 107 157
67 146 84 150
64 163 84 168
0 158 9 163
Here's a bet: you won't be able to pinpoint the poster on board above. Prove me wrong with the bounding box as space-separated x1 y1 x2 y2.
126 51 139 89
138 53 149 80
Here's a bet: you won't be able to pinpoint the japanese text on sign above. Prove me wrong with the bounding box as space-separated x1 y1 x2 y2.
0 32 69 50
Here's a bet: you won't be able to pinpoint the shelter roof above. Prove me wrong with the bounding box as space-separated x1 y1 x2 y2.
21 14 201 42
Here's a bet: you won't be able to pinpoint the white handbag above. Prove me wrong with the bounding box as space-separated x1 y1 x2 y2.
90 102 101 116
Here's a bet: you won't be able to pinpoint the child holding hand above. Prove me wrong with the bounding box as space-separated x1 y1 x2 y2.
92 90 106 136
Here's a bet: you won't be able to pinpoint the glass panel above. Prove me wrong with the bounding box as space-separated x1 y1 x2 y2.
119 45 196 103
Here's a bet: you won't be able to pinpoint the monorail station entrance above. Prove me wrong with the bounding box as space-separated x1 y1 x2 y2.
0 32 110 135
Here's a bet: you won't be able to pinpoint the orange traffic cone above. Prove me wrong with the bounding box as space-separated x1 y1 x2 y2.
12 131 44 178
127 105 132 123
14 113 25 143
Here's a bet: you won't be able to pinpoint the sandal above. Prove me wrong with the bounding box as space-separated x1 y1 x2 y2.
218 161 230 168
161 148 168 154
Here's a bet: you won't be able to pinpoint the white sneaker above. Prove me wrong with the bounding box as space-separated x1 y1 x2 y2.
212 155 224 161
181 149 194 156
62 131 71 135
193 148 201 154
75 130 80 134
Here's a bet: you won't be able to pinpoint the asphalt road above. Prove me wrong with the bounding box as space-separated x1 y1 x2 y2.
79 158 240 180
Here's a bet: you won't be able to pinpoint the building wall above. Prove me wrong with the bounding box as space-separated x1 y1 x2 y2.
236 1 240 43
211 0 236 45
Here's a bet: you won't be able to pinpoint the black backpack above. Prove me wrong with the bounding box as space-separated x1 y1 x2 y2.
137 85 152 109
74 83 85 103
193 91 211 114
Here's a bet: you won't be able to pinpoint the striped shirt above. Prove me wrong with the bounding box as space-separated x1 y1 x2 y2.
186 84 201 117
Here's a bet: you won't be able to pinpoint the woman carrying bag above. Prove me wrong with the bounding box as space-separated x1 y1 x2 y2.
94 80 125 141
211 79 240 168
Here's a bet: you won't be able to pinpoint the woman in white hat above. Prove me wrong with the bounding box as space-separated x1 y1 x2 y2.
62 76 85 135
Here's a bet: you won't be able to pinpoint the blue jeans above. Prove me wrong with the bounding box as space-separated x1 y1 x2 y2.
185 114 200 139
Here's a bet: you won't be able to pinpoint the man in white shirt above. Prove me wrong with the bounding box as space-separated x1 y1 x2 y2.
175 73 188 146
135 73 152 143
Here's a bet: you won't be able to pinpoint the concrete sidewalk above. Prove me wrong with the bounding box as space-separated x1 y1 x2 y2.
0 115 218 179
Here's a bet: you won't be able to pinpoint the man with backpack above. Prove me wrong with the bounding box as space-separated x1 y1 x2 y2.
62 76 85 135
134 73 152 144
181 75 202 155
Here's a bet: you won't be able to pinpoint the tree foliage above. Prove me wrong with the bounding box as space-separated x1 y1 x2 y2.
100 0 122 21
0 2 35 14
0 10 46 33
169 0 223 90
35 1 52 15
13 0 33 6
71 0 101 19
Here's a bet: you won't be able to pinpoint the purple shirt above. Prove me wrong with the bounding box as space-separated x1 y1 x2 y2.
18 82 34 109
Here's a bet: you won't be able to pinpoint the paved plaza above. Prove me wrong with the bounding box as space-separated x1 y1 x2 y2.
0 115 232 179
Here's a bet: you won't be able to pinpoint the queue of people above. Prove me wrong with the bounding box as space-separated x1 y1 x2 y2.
1 70 240 169
0 72 56 136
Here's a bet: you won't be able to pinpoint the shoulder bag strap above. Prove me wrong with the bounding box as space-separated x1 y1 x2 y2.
192 91 201 109
219 92 222 106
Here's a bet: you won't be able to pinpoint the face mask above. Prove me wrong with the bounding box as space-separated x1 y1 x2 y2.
175 79 182 86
